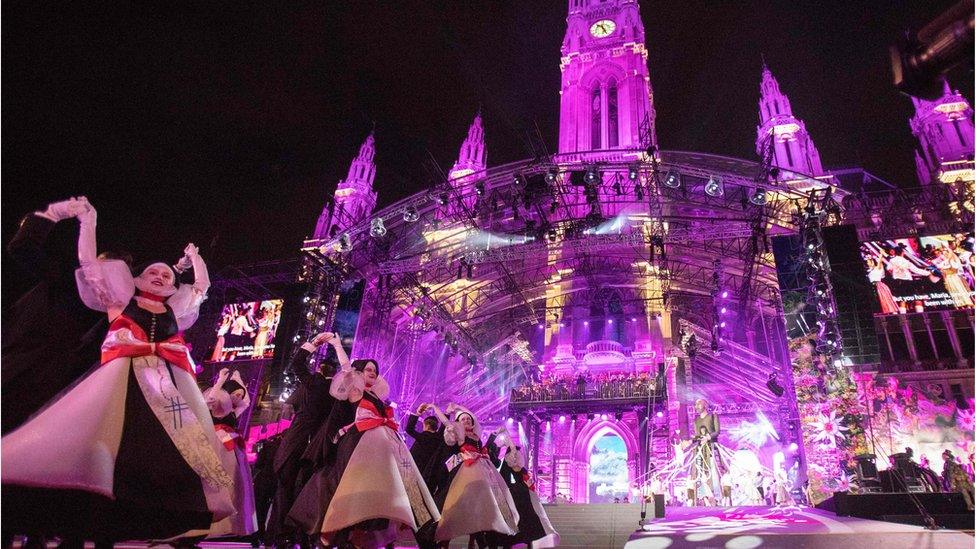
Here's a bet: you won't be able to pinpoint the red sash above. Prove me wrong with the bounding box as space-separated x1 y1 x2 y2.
521 470 536 491
101 314 195 376
353 398 399 433
461 443 490 466
214 423 244 451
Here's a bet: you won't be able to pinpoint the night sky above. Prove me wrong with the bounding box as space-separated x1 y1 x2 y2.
3 1 972 292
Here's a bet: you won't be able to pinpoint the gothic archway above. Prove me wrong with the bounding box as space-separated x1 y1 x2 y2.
571 419 640 503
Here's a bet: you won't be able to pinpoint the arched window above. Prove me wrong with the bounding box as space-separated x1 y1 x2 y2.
607 79 619 148
591 86 602 149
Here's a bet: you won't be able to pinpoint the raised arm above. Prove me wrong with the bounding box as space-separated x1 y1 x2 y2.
183 243 210 296
77 199 98 266
327 333 352 370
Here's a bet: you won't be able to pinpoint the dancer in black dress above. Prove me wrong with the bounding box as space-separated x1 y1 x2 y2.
2 202 236 544
288 343 439 548
490 437 559 548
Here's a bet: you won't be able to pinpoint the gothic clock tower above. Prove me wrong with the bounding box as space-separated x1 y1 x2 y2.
558 0 657 156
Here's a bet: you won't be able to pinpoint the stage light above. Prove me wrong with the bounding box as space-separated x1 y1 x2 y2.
719 321 726 328
704 175 724 197
402 206 419 222
369 217 387 238
537 324 544 329
608 319 613 325
545 168 558 183
656 411 664 418
317 319 326 326
302 296 311 303
631 317 637 322
662 171 681 188
628 165 639 180
601 414 608 420
513 174 521 186
750 189 768 205
584 321 589 326
475 181 485 196
559 415 566 423
720 307 727 314
789 442 799 452
585 166 600 185
507 417 514 425
721 291 729 299
336 233 353 252
437 191 449 206
766 373 785 397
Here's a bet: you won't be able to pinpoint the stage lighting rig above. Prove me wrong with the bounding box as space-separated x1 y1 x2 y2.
402 206 420 222
584 166 601 186
369 217 387 238
545 167 558 184
704 175 724 197
662 171 681 189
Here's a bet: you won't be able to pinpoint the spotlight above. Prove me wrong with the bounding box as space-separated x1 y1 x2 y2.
766 373 785 397
547 228 558 242
545 168 558 183
585 166 601 185
750 189 768 205
704 175 724 197
507 417 514 425
369 217 387 238
789 442 799 452
662 171 681 188
608 319 614 325
475 181 485 196
437 191 449 206
628 165 639 180
559 415 566 423
403 206 420 222
656 411 664 418
601 414 608 420
336 233 353 252
721 291 729 299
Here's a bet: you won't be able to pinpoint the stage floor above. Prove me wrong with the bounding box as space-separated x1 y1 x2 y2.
627 505 974 549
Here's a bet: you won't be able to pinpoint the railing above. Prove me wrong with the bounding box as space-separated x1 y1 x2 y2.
510 377 660 404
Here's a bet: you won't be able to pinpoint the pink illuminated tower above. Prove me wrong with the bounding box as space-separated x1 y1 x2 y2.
558 0 657 155
313 132 379 239
909 79 975 185
755 64 824 179
447 112 487 215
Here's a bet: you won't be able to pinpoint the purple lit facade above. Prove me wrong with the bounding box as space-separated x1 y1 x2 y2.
288 0 975 506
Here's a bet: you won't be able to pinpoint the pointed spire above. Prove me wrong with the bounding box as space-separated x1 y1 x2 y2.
314 131 379 239
909 77 975 185
756 63 824 178
450 111 487 180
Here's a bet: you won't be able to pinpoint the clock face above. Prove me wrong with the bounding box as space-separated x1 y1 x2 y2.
589 19 616 38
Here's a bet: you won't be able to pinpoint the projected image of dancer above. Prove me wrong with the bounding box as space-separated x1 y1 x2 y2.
690 399 724 506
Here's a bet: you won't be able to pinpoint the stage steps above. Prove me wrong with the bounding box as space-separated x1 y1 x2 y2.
392 502 644 548
543 503 644 548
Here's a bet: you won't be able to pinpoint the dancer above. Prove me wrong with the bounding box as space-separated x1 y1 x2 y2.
943 450 975 510
405 403 451 496
690 399 723 506
931 247 974 308
490 435 559 548
2 197 130 436
266 331 340 548
205 368 258 537
1 200 235 544
290 343 439 548
886 244 934 313
432 404 519 547
865 256 898 314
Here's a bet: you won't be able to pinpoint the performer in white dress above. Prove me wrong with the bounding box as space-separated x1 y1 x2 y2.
1 202 236 543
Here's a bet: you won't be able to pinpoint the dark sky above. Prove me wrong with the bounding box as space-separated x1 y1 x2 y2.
3 1 972 285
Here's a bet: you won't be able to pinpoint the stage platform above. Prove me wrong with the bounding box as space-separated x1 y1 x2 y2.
627 505 974 549
8 504 972 548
